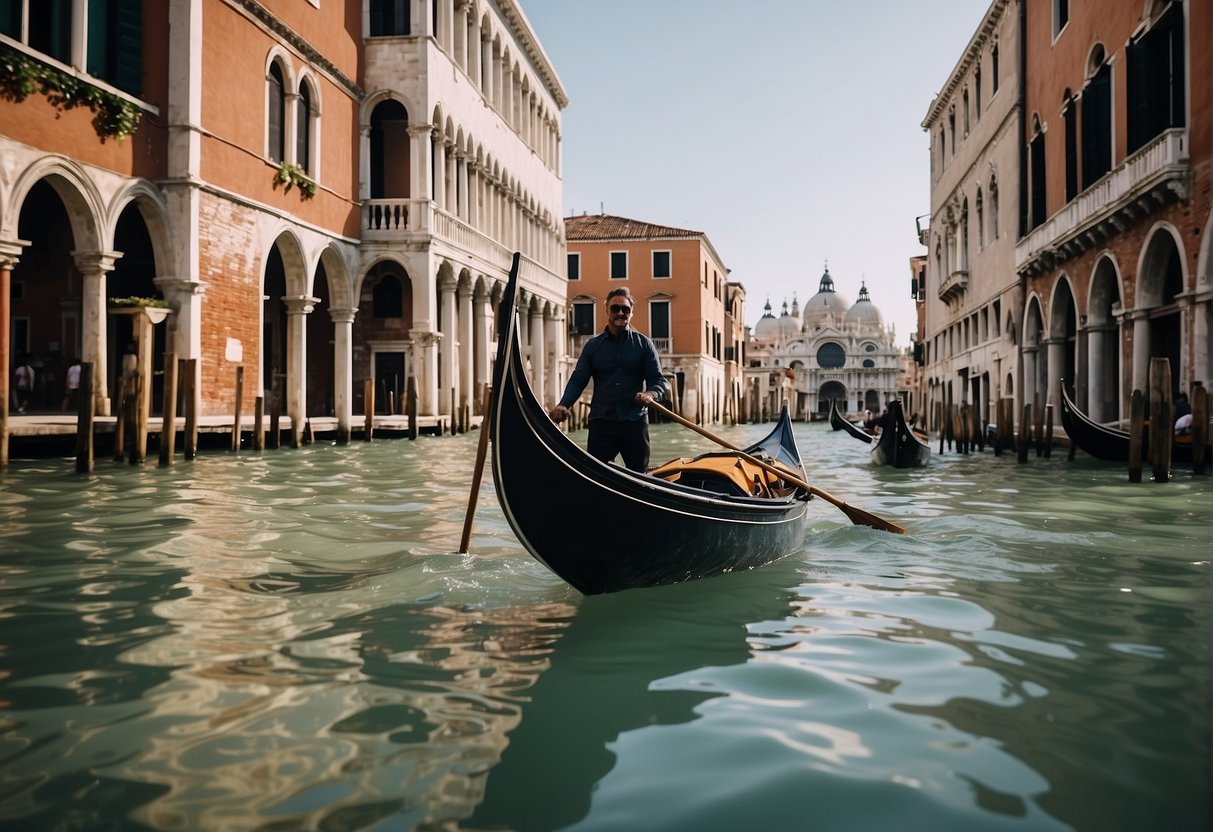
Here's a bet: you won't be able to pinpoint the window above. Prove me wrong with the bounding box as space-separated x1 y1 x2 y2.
976 188 985 249
963 88 970 135
948 109 956 157
370 0 410 36
296 80 313 173
975 66 982 117
1081 58 1112 189
862 359 875 369
567 252 580 280
1029 118 1046 230
652 250 671 279
649 301 670 340
28 0 71 63
571 301 595 335
816 342 845 369
609 251 628 279
991 43 1000 94
268 62 286 163
1127 2 1185 154
1053 0 1069 38
1063 93 1078 200
87 0 142 95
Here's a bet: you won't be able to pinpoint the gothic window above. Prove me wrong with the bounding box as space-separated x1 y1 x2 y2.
267 61 287 163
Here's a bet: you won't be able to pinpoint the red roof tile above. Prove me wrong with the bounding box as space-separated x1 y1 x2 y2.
564 213 703 241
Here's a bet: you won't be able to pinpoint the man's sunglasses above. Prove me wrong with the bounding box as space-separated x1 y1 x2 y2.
609 304 633 315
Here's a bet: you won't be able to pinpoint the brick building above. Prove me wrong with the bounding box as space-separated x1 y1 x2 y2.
1 0 566 443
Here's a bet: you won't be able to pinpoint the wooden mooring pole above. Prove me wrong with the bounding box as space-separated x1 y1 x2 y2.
1018 403 1031 464
407 376 418 440
363 378 374 441
1128 390 1145 483
182 358 198 460
231 365 244 452
254 395 265 451
74 362 95 474
158 352 178 467
1149 357 1172 483
1192 382 1208 475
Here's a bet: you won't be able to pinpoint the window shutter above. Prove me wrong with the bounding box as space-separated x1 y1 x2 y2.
113 0 142 95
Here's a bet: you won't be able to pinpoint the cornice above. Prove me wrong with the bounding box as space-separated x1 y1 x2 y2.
494 0 569 108
922 0 1012 129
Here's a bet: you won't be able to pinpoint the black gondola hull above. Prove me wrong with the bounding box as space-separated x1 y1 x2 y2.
830 399 873 445
1059 384 1203 464
489 255 811 595
869 399 930 468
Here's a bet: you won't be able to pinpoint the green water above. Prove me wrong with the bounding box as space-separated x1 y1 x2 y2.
0 423 1209 831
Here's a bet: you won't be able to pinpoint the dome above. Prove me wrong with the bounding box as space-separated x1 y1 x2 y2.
801 266 850 331
844 282 884 328
752 298 779 340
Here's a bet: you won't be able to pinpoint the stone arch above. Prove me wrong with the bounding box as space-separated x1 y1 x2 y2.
108 180 173 280
1086 253 1123 420
7 158 105 251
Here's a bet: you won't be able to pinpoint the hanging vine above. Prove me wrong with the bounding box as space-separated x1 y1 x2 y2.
0 42 142 142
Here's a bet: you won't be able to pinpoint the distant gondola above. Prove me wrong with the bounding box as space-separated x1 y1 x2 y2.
488 254 812 595
869 399 931 468
1059 384 1204 464
829 399 873 445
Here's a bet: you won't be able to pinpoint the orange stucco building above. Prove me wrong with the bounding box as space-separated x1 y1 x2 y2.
563 213 736 424
1 0 567 447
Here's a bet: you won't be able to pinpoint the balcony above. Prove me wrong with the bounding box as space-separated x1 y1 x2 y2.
1016 128 1189 276
938 269 968 304
651 337 672 354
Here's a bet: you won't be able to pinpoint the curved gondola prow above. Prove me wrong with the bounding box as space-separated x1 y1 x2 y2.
489 252 524 444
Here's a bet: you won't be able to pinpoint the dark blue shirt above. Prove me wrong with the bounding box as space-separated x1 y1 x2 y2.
558 326 669 422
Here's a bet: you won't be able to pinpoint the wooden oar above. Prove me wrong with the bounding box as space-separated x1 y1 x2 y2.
458 386 494 553
648 400 907 535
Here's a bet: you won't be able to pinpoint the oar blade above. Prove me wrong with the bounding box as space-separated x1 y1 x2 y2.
837 501 908 535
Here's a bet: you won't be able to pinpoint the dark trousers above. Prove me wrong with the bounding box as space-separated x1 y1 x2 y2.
586 418 650 472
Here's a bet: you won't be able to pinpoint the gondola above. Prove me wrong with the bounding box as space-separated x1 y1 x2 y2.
488 254 812 595
869 399 931 468
829 399 873 445
1059 384 1203 464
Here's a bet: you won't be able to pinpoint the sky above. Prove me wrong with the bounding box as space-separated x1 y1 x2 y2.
519 0 990 346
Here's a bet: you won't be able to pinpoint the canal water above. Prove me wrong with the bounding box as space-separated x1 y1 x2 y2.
0 422 1209 832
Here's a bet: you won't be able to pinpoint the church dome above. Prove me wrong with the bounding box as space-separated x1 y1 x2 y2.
753 298 779 340
844 282 884 328
802 266 850 331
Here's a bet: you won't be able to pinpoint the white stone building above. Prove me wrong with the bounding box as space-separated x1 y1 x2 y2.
746 267 902 421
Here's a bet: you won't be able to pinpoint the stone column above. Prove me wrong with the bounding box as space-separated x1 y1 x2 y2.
473 283 491 404
329 306 356 442
358 124 372 202
481 36 493 105
546 306 565 410
284 295 318 445
438 274 458 416
410 330 441 416
1021 345 1038 414
456 152 469 221
408 125 433 230
74 251 122 415
458 280 474 413
1086 323 1117 422
1045 336 1064 417
432 134 448 211
529 302 546 406
1 240 28 461
1130 311 1150 401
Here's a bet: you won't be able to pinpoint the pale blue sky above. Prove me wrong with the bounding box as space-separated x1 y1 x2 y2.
521 0 989 345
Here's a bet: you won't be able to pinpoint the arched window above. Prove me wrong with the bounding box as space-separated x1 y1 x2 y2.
296 80 313 173
268 62 286 163
862 359 876 368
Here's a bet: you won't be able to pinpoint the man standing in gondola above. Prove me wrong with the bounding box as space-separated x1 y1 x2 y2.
548 287 669 472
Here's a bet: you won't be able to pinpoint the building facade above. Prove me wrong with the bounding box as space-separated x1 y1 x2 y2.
0 0 567 443
1016 0 1210 425
921 0 1210 438
563 213 730 424
747 267 901 422
920 0 1022 435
